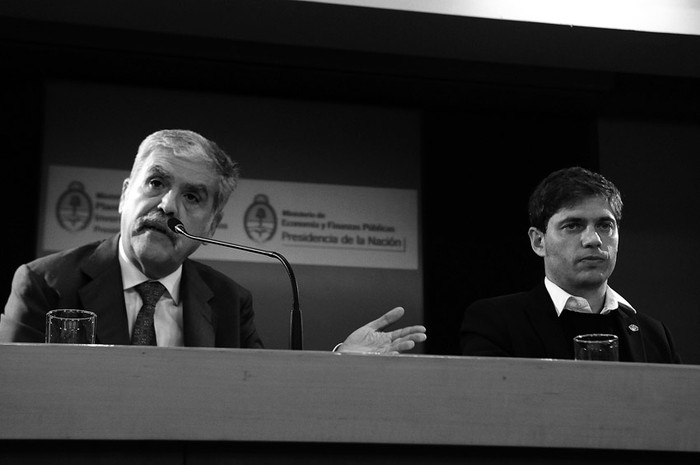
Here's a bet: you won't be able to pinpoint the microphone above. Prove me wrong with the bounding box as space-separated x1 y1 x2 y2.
167 217 303 350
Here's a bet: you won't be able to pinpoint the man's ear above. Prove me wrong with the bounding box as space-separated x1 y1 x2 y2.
118 178 129 214
207 211 223 237
528 227 546 257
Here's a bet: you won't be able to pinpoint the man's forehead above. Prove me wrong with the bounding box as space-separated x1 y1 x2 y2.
552 201 616 221
141 151 214 178
137 155 218 194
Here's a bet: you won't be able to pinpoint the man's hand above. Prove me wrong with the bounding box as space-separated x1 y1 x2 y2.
336 307 427 355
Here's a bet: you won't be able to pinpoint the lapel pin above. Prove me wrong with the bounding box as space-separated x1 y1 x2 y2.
628 324 639 332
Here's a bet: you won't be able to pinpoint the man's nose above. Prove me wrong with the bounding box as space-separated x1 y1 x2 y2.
157 190 178 216
581 226 602 247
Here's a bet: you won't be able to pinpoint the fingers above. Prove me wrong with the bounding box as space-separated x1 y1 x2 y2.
394 340 415 352
390 335 427 353
365 306 405 330
394 332 427 346
390 325 427 340
356 307 427 355
388 330 427 354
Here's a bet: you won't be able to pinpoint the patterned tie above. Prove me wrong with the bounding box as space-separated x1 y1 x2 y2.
131 281 166 346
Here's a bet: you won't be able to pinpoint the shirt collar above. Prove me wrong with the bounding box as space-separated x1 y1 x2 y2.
543 277 636 317
118 236 182 305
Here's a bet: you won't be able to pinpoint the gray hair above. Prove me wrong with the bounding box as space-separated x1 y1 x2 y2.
131 129 240 224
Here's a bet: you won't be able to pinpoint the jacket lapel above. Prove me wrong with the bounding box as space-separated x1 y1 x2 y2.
78 235 131 345
73 235 217 347
615 306 646 362
181 261 216 347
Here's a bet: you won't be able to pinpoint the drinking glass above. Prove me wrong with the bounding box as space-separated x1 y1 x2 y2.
46 309 96 344
573 333 619 361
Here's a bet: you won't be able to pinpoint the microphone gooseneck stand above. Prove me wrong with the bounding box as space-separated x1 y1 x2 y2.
167 218 303 350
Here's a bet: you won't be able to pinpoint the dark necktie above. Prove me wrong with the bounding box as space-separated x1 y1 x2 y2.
131 281 166 346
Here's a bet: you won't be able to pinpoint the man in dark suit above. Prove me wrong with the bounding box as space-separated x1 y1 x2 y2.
0 129 426 353
460 166 680 363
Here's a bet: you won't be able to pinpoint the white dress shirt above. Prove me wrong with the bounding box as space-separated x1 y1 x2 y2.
543 276 636 317
118 237 184 346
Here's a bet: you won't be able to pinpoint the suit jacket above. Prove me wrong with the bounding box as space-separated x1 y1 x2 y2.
0 234 263 348
460 282 681 363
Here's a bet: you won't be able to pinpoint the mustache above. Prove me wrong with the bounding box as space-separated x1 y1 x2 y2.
135 214 178 241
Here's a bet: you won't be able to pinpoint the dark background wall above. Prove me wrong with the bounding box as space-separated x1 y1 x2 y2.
2 0 699 362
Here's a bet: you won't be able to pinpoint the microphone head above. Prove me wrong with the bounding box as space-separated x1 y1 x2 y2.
167 217 184 233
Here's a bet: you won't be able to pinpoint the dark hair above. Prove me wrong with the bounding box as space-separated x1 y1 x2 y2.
528 166 623 232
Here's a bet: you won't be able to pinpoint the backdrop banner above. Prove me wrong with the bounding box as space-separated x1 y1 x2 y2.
44 164 419 270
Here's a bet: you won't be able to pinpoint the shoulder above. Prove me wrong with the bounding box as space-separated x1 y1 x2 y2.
632 311 671 333
24 238 112 275
467 288 540 312
625 310 682 363
463 284 550 327
7 237 117 308
182 259 252 298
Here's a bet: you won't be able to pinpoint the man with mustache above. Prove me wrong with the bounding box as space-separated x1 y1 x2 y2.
0 129 426 353
460 166 680 363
